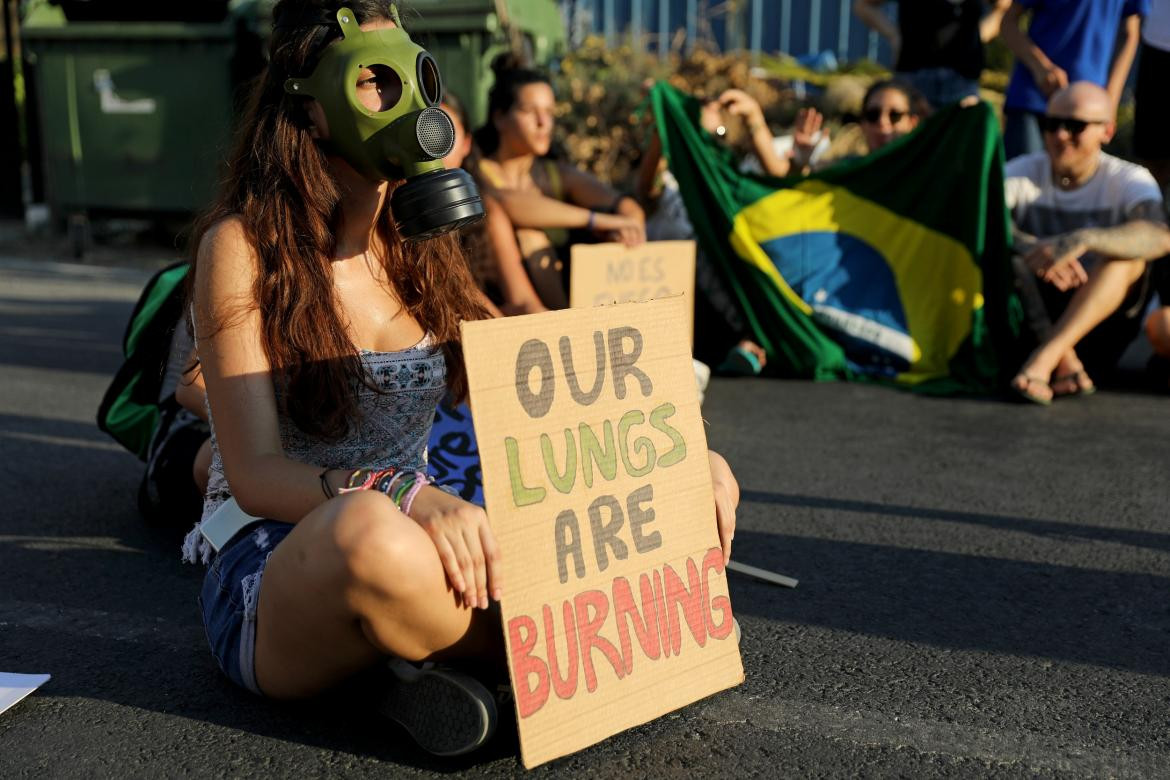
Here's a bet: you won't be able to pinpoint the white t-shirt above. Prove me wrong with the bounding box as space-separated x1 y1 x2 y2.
1143 0 1170 49
1004 151 1163 244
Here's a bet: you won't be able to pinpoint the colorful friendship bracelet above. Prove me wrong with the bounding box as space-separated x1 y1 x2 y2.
335 466 434 513
338 466 399 495
401 470 431 516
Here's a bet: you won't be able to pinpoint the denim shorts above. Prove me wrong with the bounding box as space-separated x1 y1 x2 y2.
199 520 294 695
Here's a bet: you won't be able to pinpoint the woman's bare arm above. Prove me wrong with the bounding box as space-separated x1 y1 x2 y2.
192 217 334 522
482 197 548 315
175 349 209 423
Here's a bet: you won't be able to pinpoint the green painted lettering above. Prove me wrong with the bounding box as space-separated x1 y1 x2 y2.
578 420 618 488
650 402 687 467
540 428 577 494
505 437 546 507
618 409 656 477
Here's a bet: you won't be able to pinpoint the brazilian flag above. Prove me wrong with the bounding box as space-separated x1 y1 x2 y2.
650 82 1023 393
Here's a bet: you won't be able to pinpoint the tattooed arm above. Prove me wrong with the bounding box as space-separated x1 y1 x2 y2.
1022 202 1170 290
1075 201 1170 261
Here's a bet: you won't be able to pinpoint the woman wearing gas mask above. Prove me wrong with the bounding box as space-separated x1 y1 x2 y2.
182 0 742 759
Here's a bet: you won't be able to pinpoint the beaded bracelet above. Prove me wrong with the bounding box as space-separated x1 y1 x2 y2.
339 466 399 495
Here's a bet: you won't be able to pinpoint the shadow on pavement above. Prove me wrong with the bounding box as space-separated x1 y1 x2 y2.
728 524 1170 679
741 489 1170 554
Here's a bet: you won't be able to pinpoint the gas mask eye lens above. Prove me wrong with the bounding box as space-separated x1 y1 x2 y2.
417 53 442 107
357 64 403 113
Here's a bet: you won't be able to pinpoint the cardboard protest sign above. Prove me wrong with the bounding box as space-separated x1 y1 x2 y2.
461 296 743 768
569 241 696 339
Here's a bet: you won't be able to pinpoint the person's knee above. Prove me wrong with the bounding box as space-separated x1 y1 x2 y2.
1146 307 1170 357
329 492 429 599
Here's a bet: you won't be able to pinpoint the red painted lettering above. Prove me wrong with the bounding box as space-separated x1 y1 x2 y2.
543 602 580 700
702 546 734 640
652 568 670 657
574 589 625 691
612 574 662 675
663 560 706 654
508 614 550 717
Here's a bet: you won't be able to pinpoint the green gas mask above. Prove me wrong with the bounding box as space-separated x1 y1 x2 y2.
284 6 483 240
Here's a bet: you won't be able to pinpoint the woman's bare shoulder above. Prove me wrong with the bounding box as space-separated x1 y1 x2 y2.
193 216 261 321
198 216 252 260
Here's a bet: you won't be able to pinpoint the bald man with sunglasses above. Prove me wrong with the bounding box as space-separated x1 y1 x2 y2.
1006 82 1170 404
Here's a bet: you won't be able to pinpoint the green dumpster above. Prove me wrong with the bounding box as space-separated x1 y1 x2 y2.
405 0 566 129
20 1 261 227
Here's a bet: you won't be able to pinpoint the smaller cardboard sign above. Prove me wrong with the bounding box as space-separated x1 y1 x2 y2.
461 296 742 768
569 241 696 339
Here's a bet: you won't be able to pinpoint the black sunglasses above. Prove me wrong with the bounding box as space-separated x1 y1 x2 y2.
862 107 907 125
1039 115 1105 135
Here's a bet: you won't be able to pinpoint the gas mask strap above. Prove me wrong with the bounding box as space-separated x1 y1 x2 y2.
272 6 341 32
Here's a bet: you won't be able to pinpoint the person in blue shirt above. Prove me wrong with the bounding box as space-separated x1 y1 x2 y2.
1000 0 1147 160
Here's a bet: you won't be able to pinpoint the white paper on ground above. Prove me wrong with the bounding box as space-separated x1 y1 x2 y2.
0 673 51 716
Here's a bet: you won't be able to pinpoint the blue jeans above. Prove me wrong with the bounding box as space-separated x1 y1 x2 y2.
1003 109 1044 161
199 520 294 695
896 68 980 110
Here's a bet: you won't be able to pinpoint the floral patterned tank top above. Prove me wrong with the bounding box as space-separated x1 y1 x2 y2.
182 334 446 563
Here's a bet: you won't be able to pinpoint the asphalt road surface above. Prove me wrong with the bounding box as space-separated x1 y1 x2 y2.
2 258 1169 778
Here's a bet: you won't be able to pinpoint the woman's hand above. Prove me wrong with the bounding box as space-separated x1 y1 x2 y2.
791 107 827 166
708 451 739 564
718 88 767 132
594 212 646 247
408 486 502 610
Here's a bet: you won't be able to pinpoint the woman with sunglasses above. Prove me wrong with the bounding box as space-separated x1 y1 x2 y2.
858 80 929 154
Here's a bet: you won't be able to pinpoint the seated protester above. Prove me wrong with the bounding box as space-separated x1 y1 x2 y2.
1007 82 1170 403
472 56 646 310
172 347 212 496
857 79 928 154
1132 4 1170 388
854 0 1011 110
814 79 928 164
183 2 741 757
142 327 211 524
637 88 831 374
437 94 505 319
440 91 546 316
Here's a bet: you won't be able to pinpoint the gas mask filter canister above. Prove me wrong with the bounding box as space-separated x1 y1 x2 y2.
284 6 484 240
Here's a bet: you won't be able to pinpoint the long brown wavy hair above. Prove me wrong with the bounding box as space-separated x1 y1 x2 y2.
188 0 488 440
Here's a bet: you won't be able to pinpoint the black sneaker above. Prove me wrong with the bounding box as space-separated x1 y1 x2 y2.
380 659 497 756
